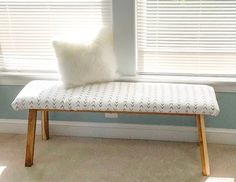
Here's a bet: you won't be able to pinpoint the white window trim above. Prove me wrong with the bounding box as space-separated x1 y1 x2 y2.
0 72 59 85
1 72 236 93
119 75 236 93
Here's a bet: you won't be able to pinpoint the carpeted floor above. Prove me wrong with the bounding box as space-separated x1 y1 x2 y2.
0 134 235 182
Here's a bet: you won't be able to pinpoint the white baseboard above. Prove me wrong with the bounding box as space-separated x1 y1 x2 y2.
0 119 235 145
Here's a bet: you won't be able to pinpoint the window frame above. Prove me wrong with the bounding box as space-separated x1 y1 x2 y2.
0 0 236 93
136 0 236 78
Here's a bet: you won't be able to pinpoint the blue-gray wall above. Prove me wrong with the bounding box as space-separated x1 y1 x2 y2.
1 85 236 129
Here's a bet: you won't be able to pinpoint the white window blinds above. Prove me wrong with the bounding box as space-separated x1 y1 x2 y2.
137 0 236 76
0 0 112 73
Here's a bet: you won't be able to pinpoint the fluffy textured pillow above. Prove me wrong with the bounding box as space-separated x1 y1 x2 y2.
53 28 119 88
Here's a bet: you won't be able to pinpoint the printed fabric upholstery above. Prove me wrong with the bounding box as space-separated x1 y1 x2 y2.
11 81 220 116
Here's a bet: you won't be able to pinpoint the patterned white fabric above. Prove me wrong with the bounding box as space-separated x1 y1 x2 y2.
11 81 220 116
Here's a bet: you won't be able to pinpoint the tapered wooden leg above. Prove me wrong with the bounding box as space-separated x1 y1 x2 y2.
196 114 210 176
25 109 37 167
41 111 49 140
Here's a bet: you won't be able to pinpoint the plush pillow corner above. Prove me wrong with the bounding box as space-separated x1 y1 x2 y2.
53 28 119 88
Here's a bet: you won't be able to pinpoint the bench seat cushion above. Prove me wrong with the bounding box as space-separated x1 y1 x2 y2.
11 81 220 116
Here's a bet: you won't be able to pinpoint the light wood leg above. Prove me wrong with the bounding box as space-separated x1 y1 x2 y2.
41 111 49 140
196 114 210 176
25 109 37 167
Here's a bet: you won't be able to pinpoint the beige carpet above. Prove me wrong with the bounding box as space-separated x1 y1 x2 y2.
0 134 236 182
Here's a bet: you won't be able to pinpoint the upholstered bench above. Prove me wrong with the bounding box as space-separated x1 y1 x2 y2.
11 80 219 176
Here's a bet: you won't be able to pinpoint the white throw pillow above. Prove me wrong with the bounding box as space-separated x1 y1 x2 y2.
53 28 119 88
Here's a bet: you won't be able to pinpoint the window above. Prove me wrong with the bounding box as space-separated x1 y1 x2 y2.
137 0 236 76
0 0 112 74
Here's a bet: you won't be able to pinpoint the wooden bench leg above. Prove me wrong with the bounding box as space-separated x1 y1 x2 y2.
25 109 37 167
41 111 49 140
196 114 210 176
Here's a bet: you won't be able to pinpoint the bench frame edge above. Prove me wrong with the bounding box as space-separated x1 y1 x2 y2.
24 109 210 176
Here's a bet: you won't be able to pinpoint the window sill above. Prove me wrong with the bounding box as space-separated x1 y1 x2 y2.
0 72 59 86
118 74 236 93
1 72 236 93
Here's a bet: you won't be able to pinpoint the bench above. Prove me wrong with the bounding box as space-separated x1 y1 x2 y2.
11 80 220 176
